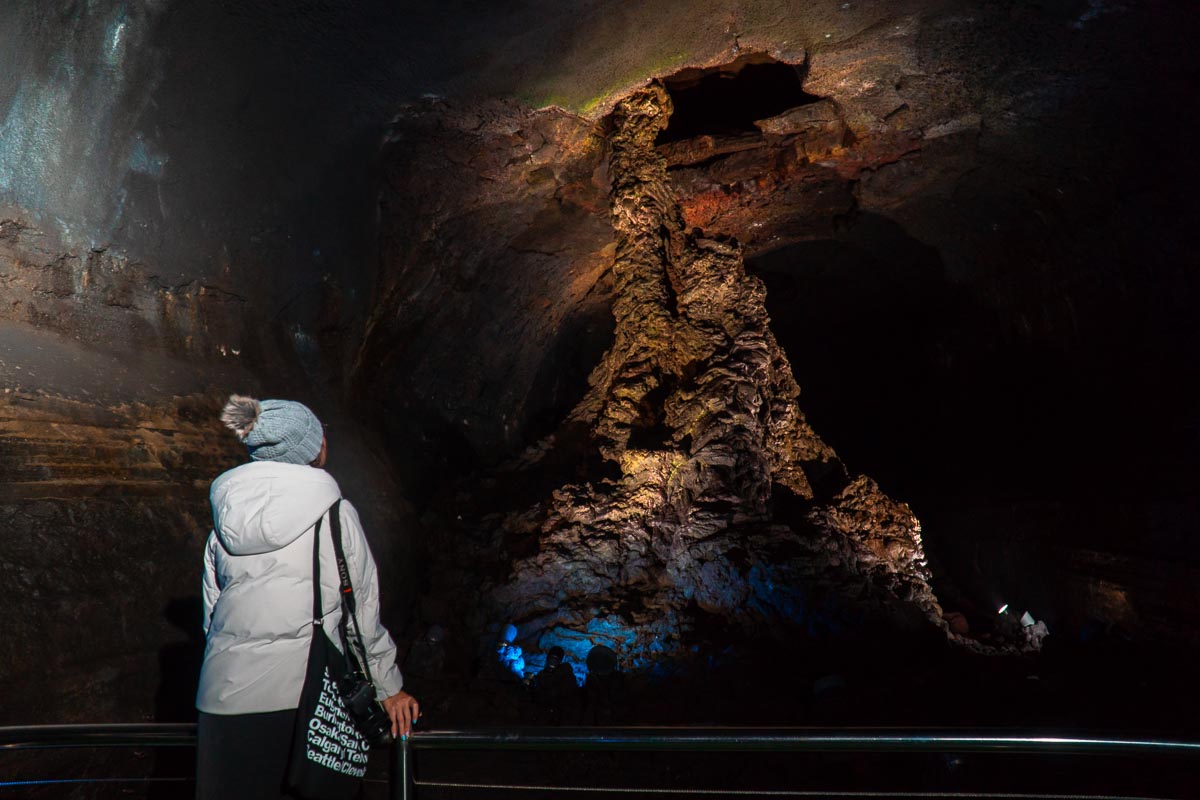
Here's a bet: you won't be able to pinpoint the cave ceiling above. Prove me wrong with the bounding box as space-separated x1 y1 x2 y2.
0 0 1198 725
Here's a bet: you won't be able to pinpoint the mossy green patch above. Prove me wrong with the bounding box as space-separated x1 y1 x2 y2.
520 50 696 118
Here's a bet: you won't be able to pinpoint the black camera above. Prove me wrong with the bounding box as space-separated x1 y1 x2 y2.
338 676 393 746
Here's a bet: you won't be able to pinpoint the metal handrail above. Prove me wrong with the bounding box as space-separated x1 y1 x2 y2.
394 728 1200 800
4 724 1199 755
4 725 1200 799
403 727 1200 754
0 723 197 751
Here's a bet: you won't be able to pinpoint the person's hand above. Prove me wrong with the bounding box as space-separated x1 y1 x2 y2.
382 690 420 738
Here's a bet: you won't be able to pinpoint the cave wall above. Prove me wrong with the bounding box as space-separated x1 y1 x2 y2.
0 0 1197 725
0 217 415 724
0 0 426 722
352 101 616 493
359 0 1200 653
0 0 397 301
662 3 1200 641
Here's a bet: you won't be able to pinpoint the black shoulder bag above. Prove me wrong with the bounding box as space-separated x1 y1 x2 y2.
286 499 390 800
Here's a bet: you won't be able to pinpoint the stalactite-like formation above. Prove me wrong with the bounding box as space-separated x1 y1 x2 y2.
469 84 953 666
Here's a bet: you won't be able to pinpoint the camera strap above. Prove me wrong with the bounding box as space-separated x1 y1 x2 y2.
326 499 377 689
310 512 349 671
311 514 325 627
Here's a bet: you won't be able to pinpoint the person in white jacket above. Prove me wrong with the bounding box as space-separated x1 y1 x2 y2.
196 395 418 800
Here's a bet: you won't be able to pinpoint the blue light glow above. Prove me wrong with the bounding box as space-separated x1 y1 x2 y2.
747 564 807 626
530 615 644 686
496 642 524 678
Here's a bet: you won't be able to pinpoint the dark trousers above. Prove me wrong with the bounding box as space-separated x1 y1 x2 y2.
196 709 297 800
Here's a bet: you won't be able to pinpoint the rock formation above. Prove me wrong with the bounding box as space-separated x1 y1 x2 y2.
426 84 951 670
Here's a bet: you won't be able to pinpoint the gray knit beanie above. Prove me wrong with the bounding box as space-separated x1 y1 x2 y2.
220 395 324 465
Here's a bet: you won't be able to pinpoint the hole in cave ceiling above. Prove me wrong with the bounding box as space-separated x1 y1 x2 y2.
657 53 821 144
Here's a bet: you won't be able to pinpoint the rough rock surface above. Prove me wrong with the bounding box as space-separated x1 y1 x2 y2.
423 85 952 669
0 394 240 723
365 1 1199 663
0 384 413 726
0 0 1196 732
352 100 617 485
0 221 416 725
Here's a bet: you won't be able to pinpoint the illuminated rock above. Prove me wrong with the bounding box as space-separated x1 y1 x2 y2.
471 85 952 669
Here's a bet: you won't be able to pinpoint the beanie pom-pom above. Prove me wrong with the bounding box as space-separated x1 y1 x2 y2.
221 395 262 441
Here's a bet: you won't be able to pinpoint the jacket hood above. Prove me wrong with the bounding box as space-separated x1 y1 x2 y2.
210 461 341 555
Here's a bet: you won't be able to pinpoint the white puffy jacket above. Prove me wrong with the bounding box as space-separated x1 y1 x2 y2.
196 461 404 714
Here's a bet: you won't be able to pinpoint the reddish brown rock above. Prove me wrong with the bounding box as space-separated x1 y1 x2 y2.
432 85 962 669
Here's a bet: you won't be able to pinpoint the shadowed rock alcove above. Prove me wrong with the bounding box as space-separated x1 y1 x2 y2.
655 54 822 144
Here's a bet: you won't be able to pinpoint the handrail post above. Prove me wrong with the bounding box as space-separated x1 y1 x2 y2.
390 736 413 800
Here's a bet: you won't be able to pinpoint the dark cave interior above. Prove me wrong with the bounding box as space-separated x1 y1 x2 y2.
655 54 821 143
748 216 1200 639
2 6 1200 791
